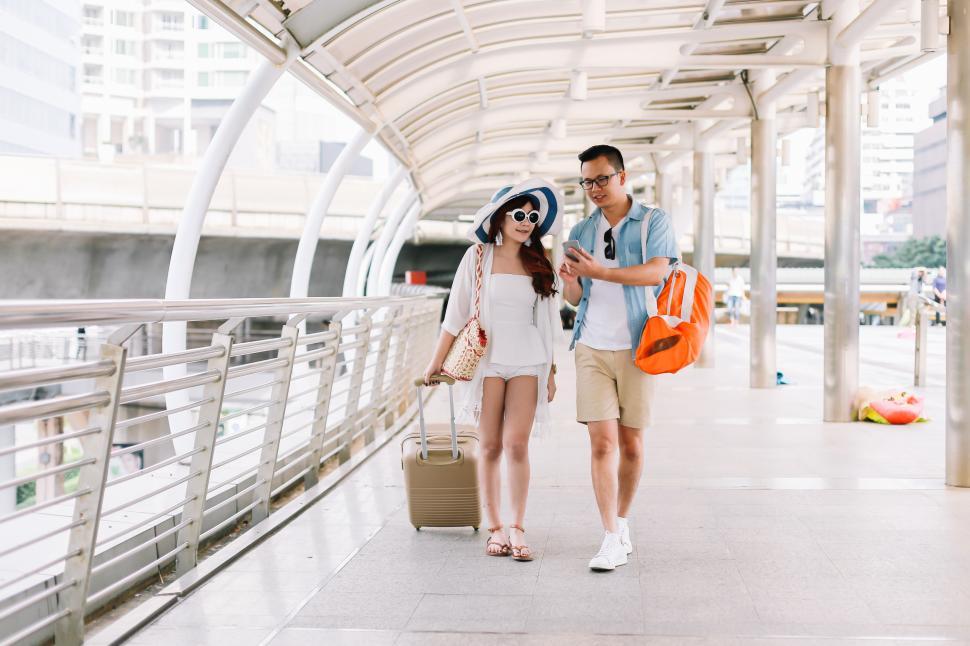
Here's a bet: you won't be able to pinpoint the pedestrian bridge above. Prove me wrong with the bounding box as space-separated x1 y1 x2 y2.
0 297 966 645
5 0 970 644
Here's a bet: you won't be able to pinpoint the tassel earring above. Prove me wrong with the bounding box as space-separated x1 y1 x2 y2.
524 238 532 247
495 231 503 246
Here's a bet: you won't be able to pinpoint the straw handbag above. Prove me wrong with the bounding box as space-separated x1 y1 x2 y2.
441 245 488 381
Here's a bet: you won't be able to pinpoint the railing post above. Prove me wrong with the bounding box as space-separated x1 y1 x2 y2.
250 317 302 525
915 306 929 387
367 305 402 436
175 320 239 576
303 319 341 488
54 338 128 645
338 313 372 463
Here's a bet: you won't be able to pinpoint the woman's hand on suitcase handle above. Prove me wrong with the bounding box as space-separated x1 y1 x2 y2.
423 360 443 386
547 371 557 403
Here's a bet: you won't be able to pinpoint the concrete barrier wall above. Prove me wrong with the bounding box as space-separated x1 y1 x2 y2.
0 230 468 299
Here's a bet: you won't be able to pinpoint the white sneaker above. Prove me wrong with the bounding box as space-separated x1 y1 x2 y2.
588 532 628 571
619 523 633 555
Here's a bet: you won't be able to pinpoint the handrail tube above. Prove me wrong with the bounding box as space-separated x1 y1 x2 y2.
97 494 197 547
0 392 110 426
125 345 225 372
221 400 276 423
0 488 91 525
115 397 213 430
104 448 205 488
0 458 97 492
0 360 115 393
226 357 290 380
119 370 221 404
0 426 100 458
0 519 86 560
0 580 76 624
214 422 270 447
229 336 294 357
200 479 264 518
199 501 260 543
223 378 285 399
86 543 189 607
0 609 71 646
100 470 201 518
91 518 193 575
0 296 413 331
0 550 81 593
110 422 208 458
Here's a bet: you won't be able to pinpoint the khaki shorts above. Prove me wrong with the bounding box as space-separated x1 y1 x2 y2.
575 343 655 429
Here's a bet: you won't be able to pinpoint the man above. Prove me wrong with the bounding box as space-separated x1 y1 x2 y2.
558 145 678 571
932 266 947 325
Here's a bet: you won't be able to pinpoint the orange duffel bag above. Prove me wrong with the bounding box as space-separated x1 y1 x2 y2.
634 262 712 375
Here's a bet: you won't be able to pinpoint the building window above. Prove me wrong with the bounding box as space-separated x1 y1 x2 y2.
197 16 210 29
215 71 247 86
218 42 245 59
113 10 135 27
83 63 103 85
82 5 103 26
197 71 210 87
154 41 184 60
81 35 103 55
159 12 184 31
114 68 137 85
154 68 184 88
197 43 210 58
114 40 136 56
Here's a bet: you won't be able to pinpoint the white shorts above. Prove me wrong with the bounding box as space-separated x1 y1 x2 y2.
482 363 542 380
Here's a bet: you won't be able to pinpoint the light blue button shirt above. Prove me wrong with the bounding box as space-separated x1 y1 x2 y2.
567 200 680 357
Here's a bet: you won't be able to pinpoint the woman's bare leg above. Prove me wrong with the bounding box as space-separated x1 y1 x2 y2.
479 377 507 552
503 375 538 553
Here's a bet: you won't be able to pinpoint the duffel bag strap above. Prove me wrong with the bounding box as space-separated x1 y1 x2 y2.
677 264 699 320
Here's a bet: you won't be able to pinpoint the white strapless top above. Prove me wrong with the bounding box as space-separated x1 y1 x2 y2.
487 274 545 366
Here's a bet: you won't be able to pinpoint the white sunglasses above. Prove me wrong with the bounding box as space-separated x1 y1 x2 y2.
510 208 540 224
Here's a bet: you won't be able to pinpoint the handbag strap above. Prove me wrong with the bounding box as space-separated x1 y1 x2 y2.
473 243 485 318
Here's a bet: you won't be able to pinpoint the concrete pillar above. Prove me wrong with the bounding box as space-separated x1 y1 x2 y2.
693 144 716 368
823 1 862 422
750 75 778 389
656 171 673 213
947 0 970 486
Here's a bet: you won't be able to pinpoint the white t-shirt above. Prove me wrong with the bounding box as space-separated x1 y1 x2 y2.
580 215 632 351
727 275 746 298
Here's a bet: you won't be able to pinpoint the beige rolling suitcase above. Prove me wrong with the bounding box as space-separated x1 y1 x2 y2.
401 376 481 530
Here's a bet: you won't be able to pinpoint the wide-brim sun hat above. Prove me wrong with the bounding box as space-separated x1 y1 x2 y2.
467 177 563 244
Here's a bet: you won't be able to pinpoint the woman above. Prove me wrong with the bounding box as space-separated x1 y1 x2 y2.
424 179 564 562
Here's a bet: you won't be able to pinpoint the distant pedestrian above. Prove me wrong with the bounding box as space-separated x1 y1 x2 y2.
726 268 746 325
75 327 87 361
902 267 927 326
932 266 946 326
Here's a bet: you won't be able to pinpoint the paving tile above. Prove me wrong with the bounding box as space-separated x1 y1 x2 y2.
268 627 399 645
406 594 532 632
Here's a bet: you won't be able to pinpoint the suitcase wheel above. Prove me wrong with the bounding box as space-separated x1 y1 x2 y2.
472 526 479 531
414 526 421 531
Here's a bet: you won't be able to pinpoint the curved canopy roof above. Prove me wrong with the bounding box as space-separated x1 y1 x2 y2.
194 0 938 217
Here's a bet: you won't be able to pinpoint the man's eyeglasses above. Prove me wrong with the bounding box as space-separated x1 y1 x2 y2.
510 208 540 224
603 228 616 261
578 172 620 190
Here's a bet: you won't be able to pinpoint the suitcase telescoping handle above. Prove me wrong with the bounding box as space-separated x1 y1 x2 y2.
413 375 458 460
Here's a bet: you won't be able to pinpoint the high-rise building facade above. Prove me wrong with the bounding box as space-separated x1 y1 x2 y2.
79 1 276 168
913 90 946 239
0 0 82 156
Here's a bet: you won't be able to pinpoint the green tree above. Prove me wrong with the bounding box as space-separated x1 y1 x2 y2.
870 235 946 268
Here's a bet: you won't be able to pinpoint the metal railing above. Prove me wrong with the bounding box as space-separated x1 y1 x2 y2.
0 295 443 645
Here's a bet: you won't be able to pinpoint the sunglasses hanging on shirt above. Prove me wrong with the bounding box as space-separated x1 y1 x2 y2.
603 228 616 261
510 208 540 224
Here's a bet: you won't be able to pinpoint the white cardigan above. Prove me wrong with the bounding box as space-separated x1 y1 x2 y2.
441 243 564 429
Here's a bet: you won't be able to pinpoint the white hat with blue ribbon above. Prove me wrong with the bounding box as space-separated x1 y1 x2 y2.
467 177 563 244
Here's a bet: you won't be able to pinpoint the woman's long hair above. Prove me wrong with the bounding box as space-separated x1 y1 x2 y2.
486 195 557 298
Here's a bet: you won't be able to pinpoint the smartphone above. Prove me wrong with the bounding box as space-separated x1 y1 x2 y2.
562 240 583 261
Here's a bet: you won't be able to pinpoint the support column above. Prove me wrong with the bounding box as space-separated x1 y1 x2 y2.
366 193 419 296
693 142 716 368
750 74 778 389
823 0 862 422
290 128 372 298
947 0 970 486
377 200 423 295
656 171 673 213
342 165 407 296
163 43 296 454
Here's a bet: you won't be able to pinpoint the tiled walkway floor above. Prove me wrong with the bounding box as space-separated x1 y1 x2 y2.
127 325 970 645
